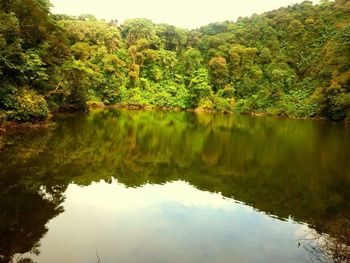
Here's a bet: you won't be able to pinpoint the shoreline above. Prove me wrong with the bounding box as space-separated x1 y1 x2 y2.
0 103 346 133
0 115 55 133
88 102 331 122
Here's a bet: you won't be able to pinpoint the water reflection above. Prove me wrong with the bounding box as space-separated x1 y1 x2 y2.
30 181 311 263
0 172 64 263
0 110 349 262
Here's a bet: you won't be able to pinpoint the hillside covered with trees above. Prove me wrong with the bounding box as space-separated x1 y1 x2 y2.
0 0 349 122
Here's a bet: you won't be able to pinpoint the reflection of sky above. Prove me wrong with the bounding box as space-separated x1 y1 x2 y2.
32 180 311 263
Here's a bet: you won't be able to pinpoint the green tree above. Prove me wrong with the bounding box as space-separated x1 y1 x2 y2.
208 56 229 91
188 68 212 107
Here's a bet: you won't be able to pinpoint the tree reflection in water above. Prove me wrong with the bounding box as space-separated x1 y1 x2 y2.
0 109 349 262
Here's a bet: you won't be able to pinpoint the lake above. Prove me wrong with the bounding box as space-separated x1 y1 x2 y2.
0 109 349 263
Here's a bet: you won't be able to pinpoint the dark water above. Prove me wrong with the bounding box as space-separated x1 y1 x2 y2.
0 110 349 263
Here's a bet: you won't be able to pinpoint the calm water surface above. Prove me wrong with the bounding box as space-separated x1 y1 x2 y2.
0 110 349 263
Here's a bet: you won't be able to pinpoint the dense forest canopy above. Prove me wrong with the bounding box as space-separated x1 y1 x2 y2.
0 0 349 122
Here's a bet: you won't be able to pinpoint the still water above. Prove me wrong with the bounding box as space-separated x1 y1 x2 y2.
0 110 349 263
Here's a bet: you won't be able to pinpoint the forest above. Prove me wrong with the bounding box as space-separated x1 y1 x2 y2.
0 0 349 123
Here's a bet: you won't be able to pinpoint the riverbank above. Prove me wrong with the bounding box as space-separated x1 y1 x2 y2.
88 102 333 122
0 103 348 134
0 113 55 133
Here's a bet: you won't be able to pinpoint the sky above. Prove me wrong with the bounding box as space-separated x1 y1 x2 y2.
50 0 319 29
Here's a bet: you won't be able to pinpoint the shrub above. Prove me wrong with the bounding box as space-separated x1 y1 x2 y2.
234 98 254 114
197 95 235 112
152 91 174 107
275 90 319 117
214 97 235 112
123 88 148 106
174 86 191 109
197 98 214 111
7 89 49 122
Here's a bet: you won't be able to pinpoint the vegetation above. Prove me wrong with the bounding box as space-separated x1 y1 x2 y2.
0 0 349 122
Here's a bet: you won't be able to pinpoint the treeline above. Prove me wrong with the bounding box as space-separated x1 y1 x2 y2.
0 0 349 122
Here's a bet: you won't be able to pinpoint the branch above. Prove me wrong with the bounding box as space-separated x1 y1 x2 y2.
45 82 66 98
96 250 100 263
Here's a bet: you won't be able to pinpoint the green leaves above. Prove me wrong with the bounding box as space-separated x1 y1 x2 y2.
59 19 121 52
0 0 349 122
22 50 48 82
313 81 350 121
189 68 212 107
0 11 23 72
208 56 229 91
121 18 159 48
7 89 49 122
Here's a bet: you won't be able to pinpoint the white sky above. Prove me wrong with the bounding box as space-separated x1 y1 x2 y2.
50 0 319 29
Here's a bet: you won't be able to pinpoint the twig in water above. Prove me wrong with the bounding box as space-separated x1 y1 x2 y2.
96 250 100 263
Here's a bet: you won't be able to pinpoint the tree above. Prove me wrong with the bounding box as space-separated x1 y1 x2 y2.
1 0 350 122
188 68 212 107
121 18 159 48
59 60 96 111
180 48 204 85
208 56 229 91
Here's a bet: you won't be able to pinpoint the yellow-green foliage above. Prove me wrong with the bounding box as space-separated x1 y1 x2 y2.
197 95 235 113
0 0 349 122
7 90 49 122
